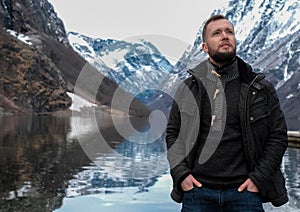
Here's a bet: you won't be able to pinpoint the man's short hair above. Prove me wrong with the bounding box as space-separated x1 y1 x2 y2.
202 15 231 42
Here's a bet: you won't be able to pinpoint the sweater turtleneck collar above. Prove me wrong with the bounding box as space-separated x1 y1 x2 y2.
209 57 237 75
206 57 239 83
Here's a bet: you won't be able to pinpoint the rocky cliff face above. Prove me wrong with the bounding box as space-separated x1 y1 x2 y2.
0 0 71 113
0 28 71 113
0 0 66 41
0 0 149 115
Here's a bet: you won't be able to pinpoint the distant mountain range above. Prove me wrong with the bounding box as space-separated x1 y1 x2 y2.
69 0 299 130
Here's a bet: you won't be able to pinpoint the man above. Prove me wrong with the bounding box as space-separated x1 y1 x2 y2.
166 14 288 211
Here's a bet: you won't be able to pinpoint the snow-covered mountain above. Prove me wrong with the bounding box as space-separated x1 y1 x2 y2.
68 32 173 103
68 0 299 129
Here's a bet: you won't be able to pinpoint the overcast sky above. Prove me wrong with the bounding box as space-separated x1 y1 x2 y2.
46 1 300 93
48 0 227 45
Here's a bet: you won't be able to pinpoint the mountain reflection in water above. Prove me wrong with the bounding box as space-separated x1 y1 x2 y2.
0 114 299 212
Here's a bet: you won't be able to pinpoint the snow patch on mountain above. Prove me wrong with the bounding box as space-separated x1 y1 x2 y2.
6 30 32 45
67 92 97 112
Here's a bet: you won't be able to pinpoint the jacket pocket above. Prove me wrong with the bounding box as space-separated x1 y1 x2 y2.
249 98 270 124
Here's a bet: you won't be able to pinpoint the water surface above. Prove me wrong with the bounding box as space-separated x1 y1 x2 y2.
0 115 299 211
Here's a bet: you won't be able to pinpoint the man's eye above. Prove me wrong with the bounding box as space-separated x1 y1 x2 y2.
213 32 220 36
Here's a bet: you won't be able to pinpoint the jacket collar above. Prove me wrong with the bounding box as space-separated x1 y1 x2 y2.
188 56 265 86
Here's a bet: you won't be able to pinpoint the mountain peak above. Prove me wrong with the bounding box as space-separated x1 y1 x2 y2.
68 33 174 103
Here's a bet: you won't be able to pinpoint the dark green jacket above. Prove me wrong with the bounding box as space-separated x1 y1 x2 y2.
166 57 288 207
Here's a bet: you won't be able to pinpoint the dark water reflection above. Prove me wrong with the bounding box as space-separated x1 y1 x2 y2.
0 115 299 212
0 115 91 211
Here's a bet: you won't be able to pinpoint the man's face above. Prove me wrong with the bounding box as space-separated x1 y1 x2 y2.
202 19 237 65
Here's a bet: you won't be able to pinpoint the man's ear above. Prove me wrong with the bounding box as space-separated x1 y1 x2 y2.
202 42 208 53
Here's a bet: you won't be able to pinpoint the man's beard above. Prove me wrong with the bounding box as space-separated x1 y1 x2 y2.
209 50 236 64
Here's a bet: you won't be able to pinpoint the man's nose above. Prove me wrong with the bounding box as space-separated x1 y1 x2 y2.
221 31 229 39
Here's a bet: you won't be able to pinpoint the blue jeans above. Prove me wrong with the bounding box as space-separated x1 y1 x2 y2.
181 187 264 212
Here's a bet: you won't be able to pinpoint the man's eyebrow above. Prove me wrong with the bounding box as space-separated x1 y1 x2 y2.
211 27 234 32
